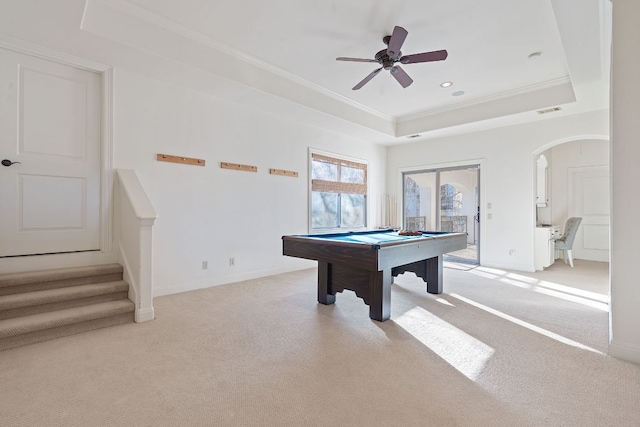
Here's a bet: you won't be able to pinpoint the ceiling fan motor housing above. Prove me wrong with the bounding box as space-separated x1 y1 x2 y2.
375 49 399 70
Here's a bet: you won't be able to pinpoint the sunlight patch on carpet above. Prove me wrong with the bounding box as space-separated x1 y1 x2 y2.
466 268 609 311
469 267 505 280
435 297 455 307
395 306 494 381
443 261 475 271
500 274 608 311
450 293 604 354
504 272 538 284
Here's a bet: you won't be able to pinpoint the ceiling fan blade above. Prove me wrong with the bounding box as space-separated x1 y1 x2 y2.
336 57 378 63
400 49 448 64
387 26 408 60
352 67 383 90
390 65 413 88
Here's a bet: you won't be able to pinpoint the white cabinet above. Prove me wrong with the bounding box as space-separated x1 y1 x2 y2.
535 226 560 271
536 155 549 207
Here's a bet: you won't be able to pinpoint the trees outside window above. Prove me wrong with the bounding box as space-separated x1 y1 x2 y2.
310 152 367 230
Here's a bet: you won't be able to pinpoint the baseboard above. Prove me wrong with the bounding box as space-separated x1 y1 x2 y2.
135 306 155 323
153 261 316 298
480 259 536 273
608 339 640 365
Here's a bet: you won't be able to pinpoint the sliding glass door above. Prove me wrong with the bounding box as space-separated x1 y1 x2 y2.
403 165 480 264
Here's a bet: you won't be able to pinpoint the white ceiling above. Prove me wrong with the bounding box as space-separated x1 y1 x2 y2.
0 0 611 144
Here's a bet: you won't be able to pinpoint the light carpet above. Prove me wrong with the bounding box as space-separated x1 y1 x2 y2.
1 260 638 426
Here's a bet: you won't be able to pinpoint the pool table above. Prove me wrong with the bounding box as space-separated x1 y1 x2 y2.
282 229 467 321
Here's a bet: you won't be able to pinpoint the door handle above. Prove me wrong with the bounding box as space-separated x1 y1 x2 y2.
1 159 20 167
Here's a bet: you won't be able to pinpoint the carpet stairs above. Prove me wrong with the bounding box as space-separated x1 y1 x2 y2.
0 264 134 351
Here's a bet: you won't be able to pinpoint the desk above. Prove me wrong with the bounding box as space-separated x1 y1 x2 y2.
535 225 560 271
282 229 466 321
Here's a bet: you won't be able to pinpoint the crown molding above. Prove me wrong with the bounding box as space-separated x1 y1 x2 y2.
0 34 109 72
398 76 573 124
85 0 394 123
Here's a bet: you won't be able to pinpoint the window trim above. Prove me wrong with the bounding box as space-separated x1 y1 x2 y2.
308 148 369 233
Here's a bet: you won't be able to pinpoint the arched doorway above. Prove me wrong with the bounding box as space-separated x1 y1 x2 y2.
533 137 610 268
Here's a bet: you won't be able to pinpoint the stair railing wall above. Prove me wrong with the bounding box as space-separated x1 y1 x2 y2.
114 169 157 322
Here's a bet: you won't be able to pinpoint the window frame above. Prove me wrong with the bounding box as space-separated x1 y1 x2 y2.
308 149 369 233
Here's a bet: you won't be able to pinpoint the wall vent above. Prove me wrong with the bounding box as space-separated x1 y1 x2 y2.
536 107 562 115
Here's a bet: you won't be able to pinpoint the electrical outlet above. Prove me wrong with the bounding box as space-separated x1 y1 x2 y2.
229 257 235 266
202 261 208 270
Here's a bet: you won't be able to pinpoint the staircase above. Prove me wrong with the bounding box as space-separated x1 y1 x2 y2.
0 264 135 351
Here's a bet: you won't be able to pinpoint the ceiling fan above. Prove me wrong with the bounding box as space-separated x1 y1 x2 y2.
336 26 448 90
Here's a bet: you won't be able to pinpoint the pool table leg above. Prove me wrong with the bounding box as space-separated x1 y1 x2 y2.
317 261 336 305
425 256 443 294
369 268 392 321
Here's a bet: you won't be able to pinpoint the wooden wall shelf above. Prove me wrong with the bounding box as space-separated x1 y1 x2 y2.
157 154 205 166
269 168 298 178
220 162 257 172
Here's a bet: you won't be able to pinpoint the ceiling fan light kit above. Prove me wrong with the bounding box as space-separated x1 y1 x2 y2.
336 26 448 90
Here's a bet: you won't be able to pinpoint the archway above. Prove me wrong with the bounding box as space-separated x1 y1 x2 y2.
533 136 610 266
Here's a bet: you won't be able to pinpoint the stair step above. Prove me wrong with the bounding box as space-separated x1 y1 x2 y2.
0 299 134 338
0 264 123 296
0 300 135 350
0 281 129 320
0 264 138 351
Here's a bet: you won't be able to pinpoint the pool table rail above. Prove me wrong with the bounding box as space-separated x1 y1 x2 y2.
282 236 380 271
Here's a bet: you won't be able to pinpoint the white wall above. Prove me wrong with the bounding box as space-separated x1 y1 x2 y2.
387 109 608 272
609 0 640 364
112 69 386 296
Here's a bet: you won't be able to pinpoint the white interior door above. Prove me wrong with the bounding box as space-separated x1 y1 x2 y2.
569 166 610 262
0 48 102 257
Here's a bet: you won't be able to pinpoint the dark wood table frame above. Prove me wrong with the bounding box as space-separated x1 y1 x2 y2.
282 230 467 321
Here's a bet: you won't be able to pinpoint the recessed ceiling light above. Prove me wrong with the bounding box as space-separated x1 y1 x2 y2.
528 52 542 60
452 90 465 97
440 81 453 88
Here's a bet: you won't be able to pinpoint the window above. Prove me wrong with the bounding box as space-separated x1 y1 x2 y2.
440 183 462 214
310 152 367 230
